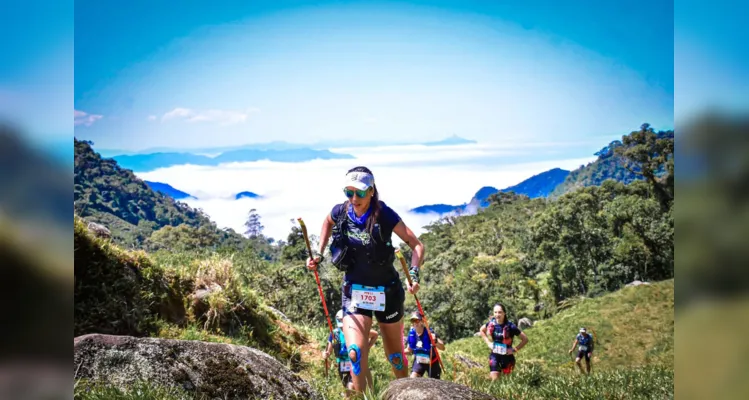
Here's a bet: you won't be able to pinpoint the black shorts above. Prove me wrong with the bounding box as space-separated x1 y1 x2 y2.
577 349 592 361
341 280 405 323
412 359 441 379
489 353 515 374
337 364 352 388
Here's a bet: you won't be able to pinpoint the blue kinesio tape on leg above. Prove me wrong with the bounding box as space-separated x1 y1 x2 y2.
388 352 404 370
349 344 361 376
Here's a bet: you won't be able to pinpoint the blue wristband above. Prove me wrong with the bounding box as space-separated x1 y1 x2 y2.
409 265 420 283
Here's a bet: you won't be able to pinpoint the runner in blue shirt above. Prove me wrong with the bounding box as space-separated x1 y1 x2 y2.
568 327 594 374
307 166 426 394
404 311 445 379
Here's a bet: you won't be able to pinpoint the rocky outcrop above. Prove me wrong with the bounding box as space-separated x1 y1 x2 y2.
86 222 111 239
73 334 320 400
518 317 533 329
267 306 290 322
382 378 498 400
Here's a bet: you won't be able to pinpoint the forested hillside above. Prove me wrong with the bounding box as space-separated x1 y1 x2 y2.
73 123 674 399
73 139 276 258
551 124 674 198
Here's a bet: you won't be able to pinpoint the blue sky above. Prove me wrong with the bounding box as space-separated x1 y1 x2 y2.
674 0 749 125
70 0 677 153
0 1 73 156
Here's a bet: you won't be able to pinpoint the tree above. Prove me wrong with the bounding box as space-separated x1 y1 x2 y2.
615 123 675 211
244 208 264 238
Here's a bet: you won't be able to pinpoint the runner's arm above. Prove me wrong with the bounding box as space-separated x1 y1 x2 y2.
393 221 425 268
322 341 333 359
317 214 334 255
479 325 492 347
434 336 446 351
569 339 578 353
514 332 528 353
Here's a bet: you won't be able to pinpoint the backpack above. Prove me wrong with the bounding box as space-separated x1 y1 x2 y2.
487 321 513 345
329 201 350 271
330 200 396 271
332 328 347 362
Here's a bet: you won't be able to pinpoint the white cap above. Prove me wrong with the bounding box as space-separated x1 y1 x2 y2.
344 171 374 191
580 327 587 333
336 310 344 328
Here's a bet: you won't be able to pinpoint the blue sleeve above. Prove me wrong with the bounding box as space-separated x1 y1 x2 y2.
407 329 417 349
331 203 343 221
510 323 522 336
328 333 333 342
379 202 402 231
422 331 432 351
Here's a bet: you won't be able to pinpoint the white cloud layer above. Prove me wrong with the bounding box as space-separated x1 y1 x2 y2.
137 144 595 247
161 107 260 126
74 109 103 126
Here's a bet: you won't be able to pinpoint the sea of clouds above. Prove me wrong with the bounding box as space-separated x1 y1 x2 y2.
137 143 595 246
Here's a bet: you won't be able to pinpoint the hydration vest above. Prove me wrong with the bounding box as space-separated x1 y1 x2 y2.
487 320 514 346
332 201 396 268
332 328 348 362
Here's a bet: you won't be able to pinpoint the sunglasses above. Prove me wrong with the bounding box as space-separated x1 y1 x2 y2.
343 188 369 198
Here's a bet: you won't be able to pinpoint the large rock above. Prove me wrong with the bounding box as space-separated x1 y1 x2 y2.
518 317 533 329
73 334 320 400
382 378 498 400
86 222 111 239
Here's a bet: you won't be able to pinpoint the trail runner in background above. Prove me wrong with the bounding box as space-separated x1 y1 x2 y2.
479 303 529 380
404 311 445 379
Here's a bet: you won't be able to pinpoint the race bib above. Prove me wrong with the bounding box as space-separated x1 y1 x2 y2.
492 343 507 355
579 345 588 352
339 361 352 372
351 284 386 311
416 355 430 364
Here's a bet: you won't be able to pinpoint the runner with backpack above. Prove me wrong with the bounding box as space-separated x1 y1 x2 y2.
306 166 426 394
404 311 445 379
568 327 594 375
479 303 529 380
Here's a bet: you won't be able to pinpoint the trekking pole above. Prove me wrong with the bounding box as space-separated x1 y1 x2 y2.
297 217 334 378
395 249 446 374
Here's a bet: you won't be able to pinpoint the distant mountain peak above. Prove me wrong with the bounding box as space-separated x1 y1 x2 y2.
143 181 195 200
235 191 261 200
423 135 477 146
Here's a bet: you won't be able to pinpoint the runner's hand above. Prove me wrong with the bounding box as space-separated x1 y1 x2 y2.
407 281 420 294
306 256 321 271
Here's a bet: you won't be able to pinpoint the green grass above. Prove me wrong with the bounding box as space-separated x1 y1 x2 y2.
75 232 674 400
448 279 674 371
301 280 674 400
75 380 191 400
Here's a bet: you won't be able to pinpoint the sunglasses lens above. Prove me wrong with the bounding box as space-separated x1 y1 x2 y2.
343 188 368 198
